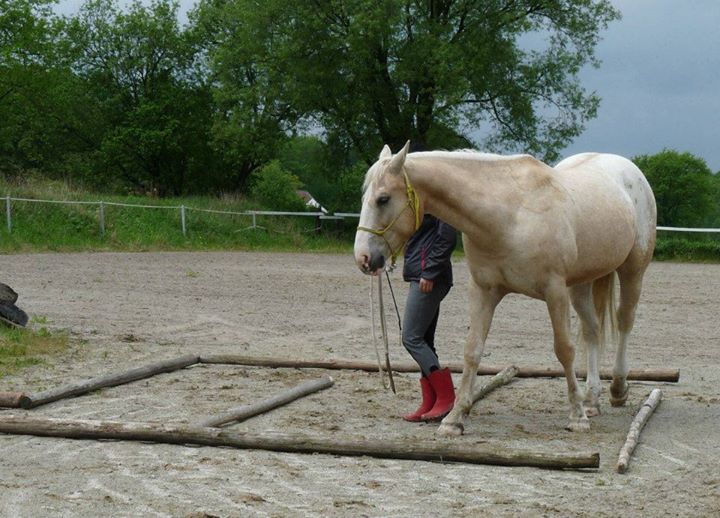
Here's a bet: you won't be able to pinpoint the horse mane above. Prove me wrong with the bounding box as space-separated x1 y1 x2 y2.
362 149 535 192
409 150 532 162
362 158 391 192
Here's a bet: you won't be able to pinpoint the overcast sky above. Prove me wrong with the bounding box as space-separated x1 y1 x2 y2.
55 0 720 171
561 0 720 171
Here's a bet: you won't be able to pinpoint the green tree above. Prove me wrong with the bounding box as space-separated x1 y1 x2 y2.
249 160 305 211
199 0 619 162
709 171 720 226
63 0 219 194
277 137 335 207
0 0 59 175
190 0 298 189
634 150 716 227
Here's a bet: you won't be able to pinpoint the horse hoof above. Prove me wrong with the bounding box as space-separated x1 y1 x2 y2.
584 406 601 418
610 385 629 407
565 418 590 432
437 422 464 437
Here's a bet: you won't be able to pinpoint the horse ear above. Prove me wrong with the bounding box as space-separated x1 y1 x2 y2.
387 141 410 175
379 145 392 160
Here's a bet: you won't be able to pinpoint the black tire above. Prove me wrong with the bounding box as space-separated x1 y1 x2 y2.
0 283 18 305
0 303 29 327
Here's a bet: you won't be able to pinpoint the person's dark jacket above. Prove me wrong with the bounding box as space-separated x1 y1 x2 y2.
403 215 457 284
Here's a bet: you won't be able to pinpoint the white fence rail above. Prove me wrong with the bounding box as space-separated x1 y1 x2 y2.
3 195 331 236
656 226 720 233
3 195 718 237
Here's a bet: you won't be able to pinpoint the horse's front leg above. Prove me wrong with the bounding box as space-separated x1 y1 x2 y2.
438 282 502 436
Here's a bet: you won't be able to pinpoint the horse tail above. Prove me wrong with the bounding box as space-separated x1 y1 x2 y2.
592 272 618 351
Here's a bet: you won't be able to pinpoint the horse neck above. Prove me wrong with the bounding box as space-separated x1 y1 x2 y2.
405 156 525 242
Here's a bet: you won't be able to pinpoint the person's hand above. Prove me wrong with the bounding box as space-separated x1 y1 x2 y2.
419 278 434 293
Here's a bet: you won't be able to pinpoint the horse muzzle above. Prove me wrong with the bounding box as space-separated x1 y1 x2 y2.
369 253 386 274
355 248 386 275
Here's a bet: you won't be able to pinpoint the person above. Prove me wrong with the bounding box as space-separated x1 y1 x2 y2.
401 213 457 422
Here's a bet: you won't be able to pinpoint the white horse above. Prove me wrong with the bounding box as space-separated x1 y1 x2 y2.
354 142 656 434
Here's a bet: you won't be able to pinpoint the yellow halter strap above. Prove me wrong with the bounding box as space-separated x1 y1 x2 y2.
357 169 422 267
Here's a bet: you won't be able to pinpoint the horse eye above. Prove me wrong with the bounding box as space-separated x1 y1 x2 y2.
377 195 390 206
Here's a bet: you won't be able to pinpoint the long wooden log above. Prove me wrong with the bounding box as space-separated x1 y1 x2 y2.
199 355 679 382
196 376 334 428
0 415 600 470
16 354 200 409
616 388 663 473
0 392 27 408
473 365 519 404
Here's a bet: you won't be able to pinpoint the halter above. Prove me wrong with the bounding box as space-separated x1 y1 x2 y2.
357 168 422 267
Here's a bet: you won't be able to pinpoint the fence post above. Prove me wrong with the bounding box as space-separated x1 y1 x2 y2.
5 196 11 233
99 201 105 236
181 205 186 236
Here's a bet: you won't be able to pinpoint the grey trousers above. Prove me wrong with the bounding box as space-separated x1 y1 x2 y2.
402 277 452 376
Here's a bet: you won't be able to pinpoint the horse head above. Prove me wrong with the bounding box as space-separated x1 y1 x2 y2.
354 141 421 274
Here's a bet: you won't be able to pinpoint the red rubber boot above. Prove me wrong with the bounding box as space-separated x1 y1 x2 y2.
421 368 455 422
402 376 436 422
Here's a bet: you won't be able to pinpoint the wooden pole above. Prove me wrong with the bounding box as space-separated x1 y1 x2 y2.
5 195 11 233
473 365 519 404
196 376 334 428
0 392 27 408
199 355 679 382
18 354 200 409
616 388 663 473
98 201 105 236
0 415 600 470
180 205 186 236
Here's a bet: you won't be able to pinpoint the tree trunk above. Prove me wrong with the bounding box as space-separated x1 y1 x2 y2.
616 388 663 473
196 376 334 428
198 355 680 382
17 354 200 409
0 415 600 470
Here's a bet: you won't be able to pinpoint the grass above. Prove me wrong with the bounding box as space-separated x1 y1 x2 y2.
0 176 356 254
0 318 71 379
2 176 719 261
653 235 720 262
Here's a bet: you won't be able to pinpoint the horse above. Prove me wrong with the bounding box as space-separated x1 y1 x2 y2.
354 141 656 435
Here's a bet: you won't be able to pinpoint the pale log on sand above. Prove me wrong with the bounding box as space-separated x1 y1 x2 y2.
0 392 28 408
196 376 334 428
616 388 663 474
17 354 200 409
473 365 519 404
0 415 600 469
199 355 679 382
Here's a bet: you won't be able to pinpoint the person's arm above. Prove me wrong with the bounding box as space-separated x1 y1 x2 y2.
420 221 457 284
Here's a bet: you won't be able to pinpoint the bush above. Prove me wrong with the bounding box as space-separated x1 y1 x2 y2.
633 150 716 227
654 236 720 261
334 162 368 213
248 160 306 211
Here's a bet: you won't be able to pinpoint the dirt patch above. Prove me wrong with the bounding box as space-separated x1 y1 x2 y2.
1 252 719 517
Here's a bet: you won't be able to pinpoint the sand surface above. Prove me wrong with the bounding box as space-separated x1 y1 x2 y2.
0 252 718 517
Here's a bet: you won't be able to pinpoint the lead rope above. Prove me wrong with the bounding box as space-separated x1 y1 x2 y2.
369 275 397 393
385 270 403 333
377 274 396 394
369 277 389 390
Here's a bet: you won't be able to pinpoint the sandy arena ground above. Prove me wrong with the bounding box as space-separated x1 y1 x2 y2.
0 251 719 517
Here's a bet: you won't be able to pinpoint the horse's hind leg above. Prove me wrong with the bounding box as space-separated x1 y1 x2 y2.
437 279 503 437
570 282 602 417
546 279 589 431
611 261 649 406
